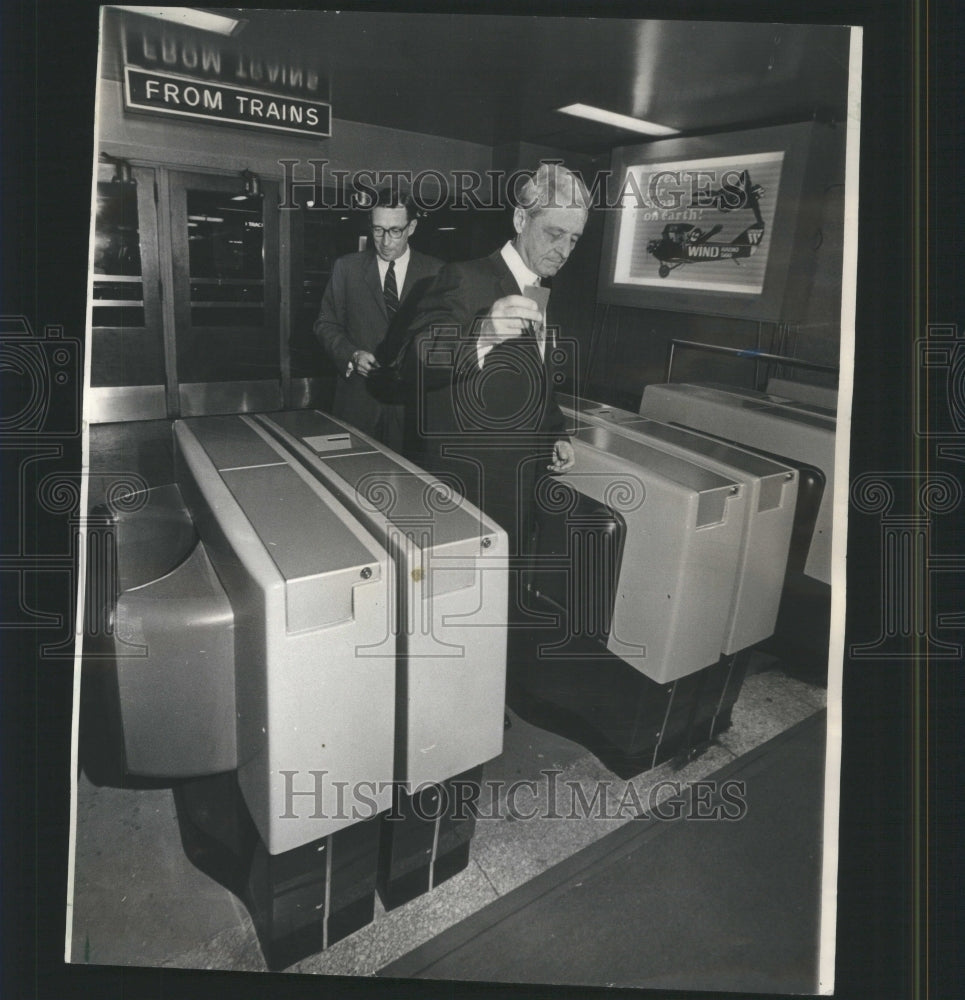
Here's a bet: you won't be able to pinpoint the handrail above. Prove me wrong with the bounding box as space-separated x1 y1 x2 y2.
664 338 839 384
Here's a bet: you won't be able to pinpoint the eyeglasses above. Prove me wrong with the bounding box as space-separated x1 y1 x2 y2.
371 224 410 239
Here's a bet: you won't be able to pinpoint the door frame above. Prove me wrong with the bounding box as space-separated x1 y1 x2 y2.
165 167 283 417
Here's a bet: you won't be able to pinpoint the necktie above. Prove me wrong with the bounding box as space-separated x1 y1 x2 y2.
528 279 547 360
383 261 399 318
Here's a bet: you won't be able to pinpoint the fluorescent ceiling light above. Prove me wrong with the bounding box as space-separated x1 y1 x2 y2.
111 7 246 36
557 103 678 137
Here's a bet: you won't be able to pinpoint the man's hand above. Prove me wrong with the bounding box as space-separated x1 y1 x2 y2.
548 439 575 472
352 350 379 377
478 295 544 348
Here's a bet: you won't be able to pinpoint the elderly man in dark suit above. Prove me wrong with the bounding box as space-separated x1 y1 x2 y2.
314 187 442 449
405 163 590 555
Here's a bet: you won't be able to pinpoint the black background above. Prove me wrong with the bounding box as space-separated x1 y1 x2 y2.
2 1 962 998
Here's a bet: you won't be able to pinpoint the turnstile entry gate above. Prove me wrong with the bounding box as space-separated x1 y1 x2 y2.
86 410 507 968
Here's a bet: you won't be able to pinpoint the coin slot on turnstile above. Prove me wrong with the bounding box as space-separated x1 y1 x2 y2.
305 433 353 453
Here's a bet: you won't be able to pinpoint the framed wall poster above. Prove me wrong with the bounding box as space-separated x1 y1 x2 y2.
599 122 830 322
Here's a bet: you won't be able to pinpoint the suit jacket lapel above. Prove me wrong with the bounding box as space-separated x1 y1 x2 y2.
363 252 386 318
486 250 547 367
488 249 520 299
400 250 424 300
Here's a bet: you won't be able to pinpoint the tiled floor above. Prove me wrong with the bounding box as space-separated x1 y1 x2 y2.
67 660 828 979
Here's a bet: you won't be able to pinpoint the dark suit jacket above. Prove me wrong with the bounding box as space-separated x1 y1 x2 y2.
314 248 442 441
404 250 571 549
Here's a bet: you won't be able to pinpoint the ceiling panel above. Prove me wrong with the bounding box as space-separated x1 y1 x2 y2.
102 8 853 151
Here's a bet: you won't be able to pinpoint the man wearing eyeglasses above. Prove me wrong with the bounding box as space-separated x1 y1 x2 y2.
314 186 442 447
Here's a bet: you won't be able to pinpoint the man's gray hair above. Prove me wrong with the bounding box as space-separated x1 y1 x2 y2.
517 162 592 215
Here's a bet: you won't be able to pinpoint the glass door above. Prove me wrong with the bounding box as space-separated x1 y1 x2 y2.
168 170 281 416
89 162 166 422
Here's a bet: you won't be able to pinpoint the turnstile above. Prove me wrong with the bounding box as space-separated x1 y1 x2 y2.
556 396 799 655
637 383 835 670
509 406 758 776
638 382 835 585
254 409 508 908
85 410 507 967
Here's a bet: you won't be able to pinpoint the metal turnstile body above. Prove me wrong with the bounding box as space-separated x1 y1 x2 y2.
253 409 509 788
175 415 396 854
94 408 508 965
557 395 798 655
557 420 745 684
639 382 836 585
92 413 401 967
105 483 238 778
252 409 508 909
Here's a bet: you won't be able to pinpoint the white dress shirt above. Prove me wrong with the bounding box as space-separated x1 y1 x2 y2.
477 241 546 368
377 246 410 296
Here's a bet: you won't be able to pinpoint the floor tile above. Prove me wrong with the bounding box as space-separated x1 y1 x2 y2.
717 671 824 758
292 860 498 977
